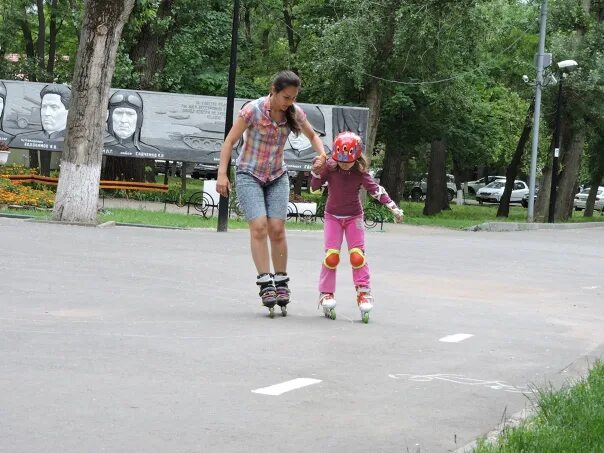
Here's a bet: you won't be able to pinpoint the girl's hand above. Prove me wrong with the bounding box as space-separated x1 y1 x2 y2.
391 207 404 223
216 173 231 197
312 156 326 175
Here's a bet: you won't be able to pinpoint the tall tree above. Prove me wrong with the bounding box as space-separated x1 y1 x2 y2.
535 0 604 221
497 100 535 217
53 0 135 223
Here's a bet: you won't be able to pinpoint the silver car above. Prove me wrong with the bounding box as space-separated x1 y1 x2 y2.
574 186 604 212
476 180 529 204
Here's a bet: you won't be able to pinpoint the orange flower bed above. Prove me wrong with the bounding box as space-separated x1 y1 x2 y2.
0 176 55 208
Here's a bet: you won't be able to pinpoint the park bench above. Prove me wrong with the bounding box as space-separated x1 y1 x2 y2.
6 174 169 192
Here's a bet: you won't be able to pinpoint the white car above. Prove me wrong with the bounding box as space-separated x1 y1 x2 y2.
574 186 604 212
476 180 528 204
407 173 457 202
464 175 505 195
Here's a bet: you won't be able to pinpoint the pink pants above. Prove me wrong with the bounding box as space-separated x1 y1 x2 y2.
319 212 370 294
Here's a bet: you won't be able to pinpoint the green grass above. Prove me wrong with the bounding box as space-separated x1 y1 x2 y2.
400 202 528 229
474 362 604 453
399 202 604 229
2 201 603 230
0 207 324 230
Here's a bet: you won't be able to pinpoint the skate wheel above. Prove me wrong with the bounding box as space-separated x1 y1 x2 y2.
281 306 287 317
362 312 370 324
329 309 336 320
268 307 275 318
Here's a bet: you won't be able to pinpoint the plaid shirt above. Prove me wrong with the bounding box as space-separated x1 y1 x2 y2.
236 96 307 183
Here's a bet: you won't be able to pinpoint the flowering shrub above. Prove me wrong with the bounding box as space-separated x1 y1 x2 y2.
0 176 55 207
0 164 39 176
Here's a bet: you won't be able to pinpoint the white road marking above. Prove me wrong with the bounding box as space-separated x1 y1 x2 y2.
582 286 599 290
388 373 529 393
439 333 474 343
251 378 322 396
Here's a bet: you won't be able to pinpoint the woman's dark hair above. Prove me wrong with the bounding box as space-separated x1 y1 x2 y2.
271 70 301 135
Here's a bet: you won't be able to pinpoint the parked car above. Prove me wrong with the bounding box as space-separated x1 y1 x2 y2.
476 180 528 204
191 163 218 180
406 173 457 202
464 175 505 195
154 159 181 176
574 186 604 212
521 185 539 208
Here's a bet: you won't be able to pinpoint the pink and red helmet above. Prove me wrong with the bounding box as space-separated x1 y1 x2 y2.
332 131 363 163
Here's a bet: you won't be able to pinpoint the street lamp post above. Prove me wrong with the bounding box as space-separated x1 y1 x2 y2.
217 0 240 232
527 0 548 223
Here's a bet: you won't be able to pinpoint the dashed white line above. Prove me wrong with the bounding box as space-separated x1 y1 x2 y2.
251 378 322 396
439 333 474 343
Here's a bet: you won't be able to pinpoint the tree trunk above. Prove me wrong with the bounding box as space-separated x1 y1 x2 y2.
36 0 45 71
451 152 464 192
423 139 449 215
365 78 382 162
46 0 59 76
129 0 174 90
534 133 558 222
584 147 604 217
53 0 136 224
363 0 399 158
29 150 40 170
293 171 304 196
497 100 534 217
381 140 406 204
584 182 600 217
243 5 252 44
20 13 36 60
39 151 52 176
282 0 297 54
555 127 586 221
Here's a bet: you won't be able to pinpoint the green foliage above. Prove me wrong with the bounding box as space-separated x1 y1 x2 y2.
2 0 603 214
475 362 604 453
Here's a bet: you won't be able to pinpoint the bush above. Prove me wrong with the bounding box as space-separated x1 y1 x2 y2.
0 176 55 207
0 164 39 176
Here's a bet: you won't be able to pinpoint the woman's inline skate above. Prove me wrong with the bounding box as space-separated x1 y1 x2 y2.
256 273 278 318
273 272 290 317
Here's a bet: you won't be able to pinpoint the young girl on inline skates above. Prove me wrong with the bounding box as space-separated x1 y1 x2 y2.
310 132 403 323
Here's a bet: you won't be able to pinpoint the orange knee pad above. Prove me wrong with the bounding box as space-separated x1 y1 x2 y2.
349 248 366 269
323 249 340 269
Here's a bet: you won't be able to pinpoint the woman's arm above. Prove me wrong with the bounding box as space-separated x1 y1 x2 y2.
299 118 327 160
216 116 248 197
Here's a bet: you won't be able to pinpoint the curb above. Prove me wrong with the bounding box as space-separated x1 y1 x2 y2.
25 218 97 227
467 221 604 232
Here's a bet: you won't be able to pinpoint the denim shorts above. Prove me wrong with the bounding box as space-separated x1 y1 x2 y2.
235 171 290 221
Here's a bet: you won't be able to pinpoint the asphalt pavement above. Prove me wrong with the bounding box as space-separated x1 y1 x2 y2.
1 217 603 452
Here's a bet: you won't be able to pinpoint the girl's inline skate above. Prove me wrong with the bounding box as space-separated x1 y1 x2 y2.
319 293 337 320
356 286 373 324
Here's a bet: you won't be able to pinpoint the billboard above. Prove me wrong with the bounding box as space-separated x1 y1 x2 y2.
0 79 369 171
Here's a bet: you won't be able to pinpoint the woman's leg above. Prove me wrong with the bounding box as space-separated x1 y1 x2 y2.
265 173 291 307
265 173 291 273
236 172 270 273
267 218 287 272
249 216 270 274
